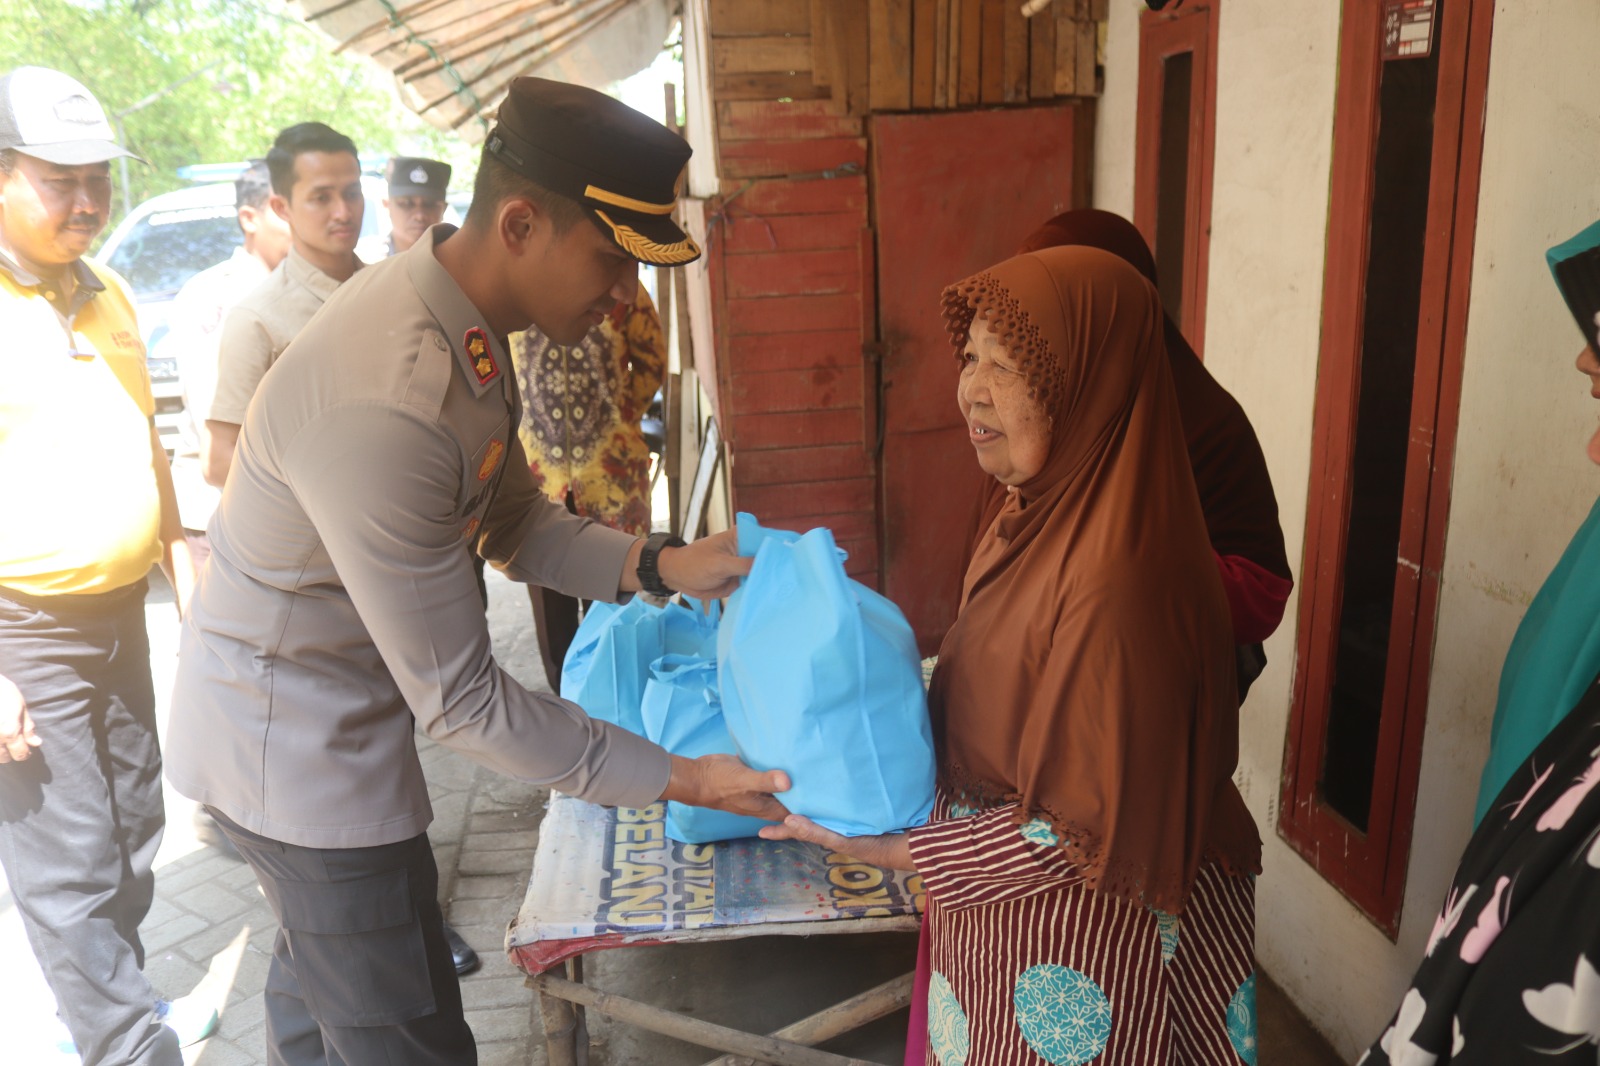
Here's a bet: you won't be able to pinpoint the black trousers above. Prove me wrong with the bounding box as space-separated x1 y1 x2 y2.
529 583 584 697
207 809 476 1066
0 580 179 1066
529 493 584 694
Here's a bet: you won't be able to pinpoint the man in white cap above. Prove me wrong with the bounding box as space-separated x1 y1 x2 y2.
0 66 211 1064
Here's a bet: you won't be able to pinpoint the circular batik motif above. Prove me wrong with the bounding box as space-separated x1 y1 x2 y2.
1012 964 1112 1065
928 971 971 1066
1226 973 1257 1065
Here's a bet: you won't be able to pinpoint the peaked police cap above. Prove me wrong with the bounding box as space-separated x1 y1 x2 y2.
484 77 699 267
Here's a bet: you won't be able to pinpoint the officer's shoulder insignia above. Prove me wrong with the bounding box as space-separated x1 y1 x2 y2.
464 327 498 385
478 439 505 481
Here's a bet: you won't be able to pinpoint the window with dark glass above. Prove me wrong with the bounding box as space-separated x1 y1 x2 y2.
1281 0 1493 936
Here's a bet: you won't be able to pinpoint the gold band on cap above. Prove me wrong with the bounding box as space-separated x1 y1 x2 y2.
584 184 677 216
593 209 701 265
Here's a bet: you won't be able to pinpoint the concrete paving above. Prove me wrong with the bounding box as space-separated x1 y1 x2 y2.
1 565 1349 1065
2 568 549 1065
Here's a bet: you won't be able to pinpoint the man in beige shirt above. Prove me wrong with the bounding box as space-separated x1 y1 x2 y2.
202 122 363 486
167 79 782 1064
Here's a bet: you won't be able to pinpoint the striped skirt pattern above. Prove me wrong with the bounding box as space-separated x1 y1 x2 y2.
911 801 1256 1065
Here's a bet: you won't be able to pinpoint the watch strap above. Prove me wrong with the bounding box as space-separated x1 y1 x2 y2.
636 532 685 596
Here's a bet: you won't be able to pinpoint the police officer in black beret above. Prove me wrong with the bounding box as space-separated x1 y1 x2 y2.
383 155 451 256
168 77 788 1063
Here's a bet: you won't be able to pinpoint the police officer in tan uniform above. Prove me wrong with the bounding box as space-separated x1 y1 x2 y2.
166 78 786 1064
203 122 364 487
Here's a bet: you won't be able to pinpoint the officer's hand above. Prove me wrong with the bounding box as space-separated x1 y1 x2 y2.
662 753 790 822
0 674 41 764
657 530 753 600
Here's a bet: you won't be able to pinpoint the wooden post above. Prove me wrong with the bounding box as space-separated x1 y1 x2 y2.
566 955 589 1065
537 989 581 1066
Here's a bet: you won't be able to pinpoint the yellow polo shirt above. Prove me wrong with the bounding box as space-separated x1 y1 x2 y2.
0 254 163 595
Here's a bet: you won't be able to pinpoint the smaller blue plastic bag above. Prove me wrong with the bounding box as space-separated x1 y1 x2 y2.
718 513 936 836
640 653 775 843
560 598 658 734
560 597 722 735
560 600 621 698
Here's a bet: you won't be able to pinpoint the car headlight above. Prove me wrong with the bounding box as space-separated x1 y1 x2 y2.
147 356 180 384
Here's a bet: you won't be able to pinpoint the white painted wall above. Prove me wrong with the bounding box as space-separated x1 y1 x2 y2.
1095 0 1600 1057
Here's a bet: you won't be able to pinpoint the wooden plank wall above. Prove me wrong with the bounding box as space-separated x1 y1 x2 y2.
701 0 1105 588
707 0 878 582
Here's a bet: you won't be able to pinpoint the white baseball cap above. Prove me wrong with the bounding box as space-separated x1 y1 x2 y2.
0 67 140 165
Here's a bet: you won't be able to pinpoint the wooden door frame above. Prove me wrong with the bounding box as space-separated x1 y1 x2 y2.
1133 0 1219 356
1279 0 1493 938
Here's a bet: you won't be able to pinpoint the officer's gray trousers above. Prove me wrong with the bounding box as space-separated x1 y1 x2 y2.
0 580 181 1066
208 808 477 1066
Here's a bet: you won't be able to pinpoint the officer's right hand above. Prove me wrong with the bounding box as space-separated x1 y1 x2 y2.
662 753 790 822
0 674 40 763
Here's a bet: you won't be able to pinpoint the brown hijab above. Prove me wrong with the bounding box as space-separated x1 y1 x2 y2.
931 246 1261 913
972 210 1291 583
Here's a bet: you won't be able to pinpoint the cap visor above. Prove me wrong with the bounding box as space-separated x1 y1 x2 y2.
387 184 441 198
589 208 702 267
17 141 143 166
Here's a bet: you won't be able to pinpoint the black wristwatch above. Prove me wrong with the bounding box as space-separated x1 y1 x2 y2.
636 532 685 596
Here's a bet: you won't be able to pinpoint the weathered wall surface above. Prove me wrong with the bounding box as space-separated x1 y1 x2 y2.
1095 0 1600 1056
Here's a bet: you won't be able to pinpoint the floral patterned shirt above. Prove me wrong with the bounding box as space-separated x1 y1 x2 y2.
510 288 665 537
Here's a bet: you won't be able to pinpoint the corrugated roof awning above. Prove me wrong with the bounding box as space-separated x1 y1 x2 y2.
296 0 675 139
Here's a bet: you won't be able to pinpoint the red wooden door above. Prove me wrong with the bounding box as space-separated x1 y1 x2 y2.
872 102 1093 654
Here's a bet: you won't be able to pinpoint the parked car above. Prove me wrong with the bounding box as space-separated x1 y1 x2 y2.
96 173 395 454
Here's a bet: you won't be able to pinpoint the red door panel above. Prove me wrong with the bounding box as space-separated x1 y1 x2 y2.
872 102 1093 653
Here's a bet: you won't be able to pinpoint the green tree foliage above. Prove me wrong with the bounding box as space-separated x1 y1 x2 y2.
0 0 481 219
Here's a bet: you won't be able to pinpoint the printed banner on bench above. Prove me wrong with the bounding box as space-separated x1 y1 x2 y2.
508 794 924 972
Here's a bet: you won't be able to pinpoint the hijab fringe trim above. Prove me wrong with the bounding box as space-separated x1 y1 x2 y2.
939 762 1256 915
943 271 1066 408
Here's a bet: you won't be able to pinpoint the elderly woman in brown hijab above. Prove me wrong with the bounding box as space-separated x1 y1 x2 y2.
979 209 1293 699
764 246 1262 1065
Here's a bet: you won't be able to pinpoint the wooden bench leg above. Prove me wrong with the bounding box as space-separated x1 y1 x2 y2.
534 956 591 1066
538 986 581 1066
567 956 590 1066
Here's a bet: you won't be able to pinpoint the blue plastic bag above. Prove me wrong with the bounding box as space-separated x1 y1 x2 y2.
560 597 722 734
640 653 775 843
560 600 623 700
560 598 660 733
718 513 936 836
662 596 721 659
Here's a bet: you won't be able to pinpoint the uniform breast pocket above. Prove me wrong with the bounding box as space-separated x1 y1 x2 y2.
458 419 511 542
